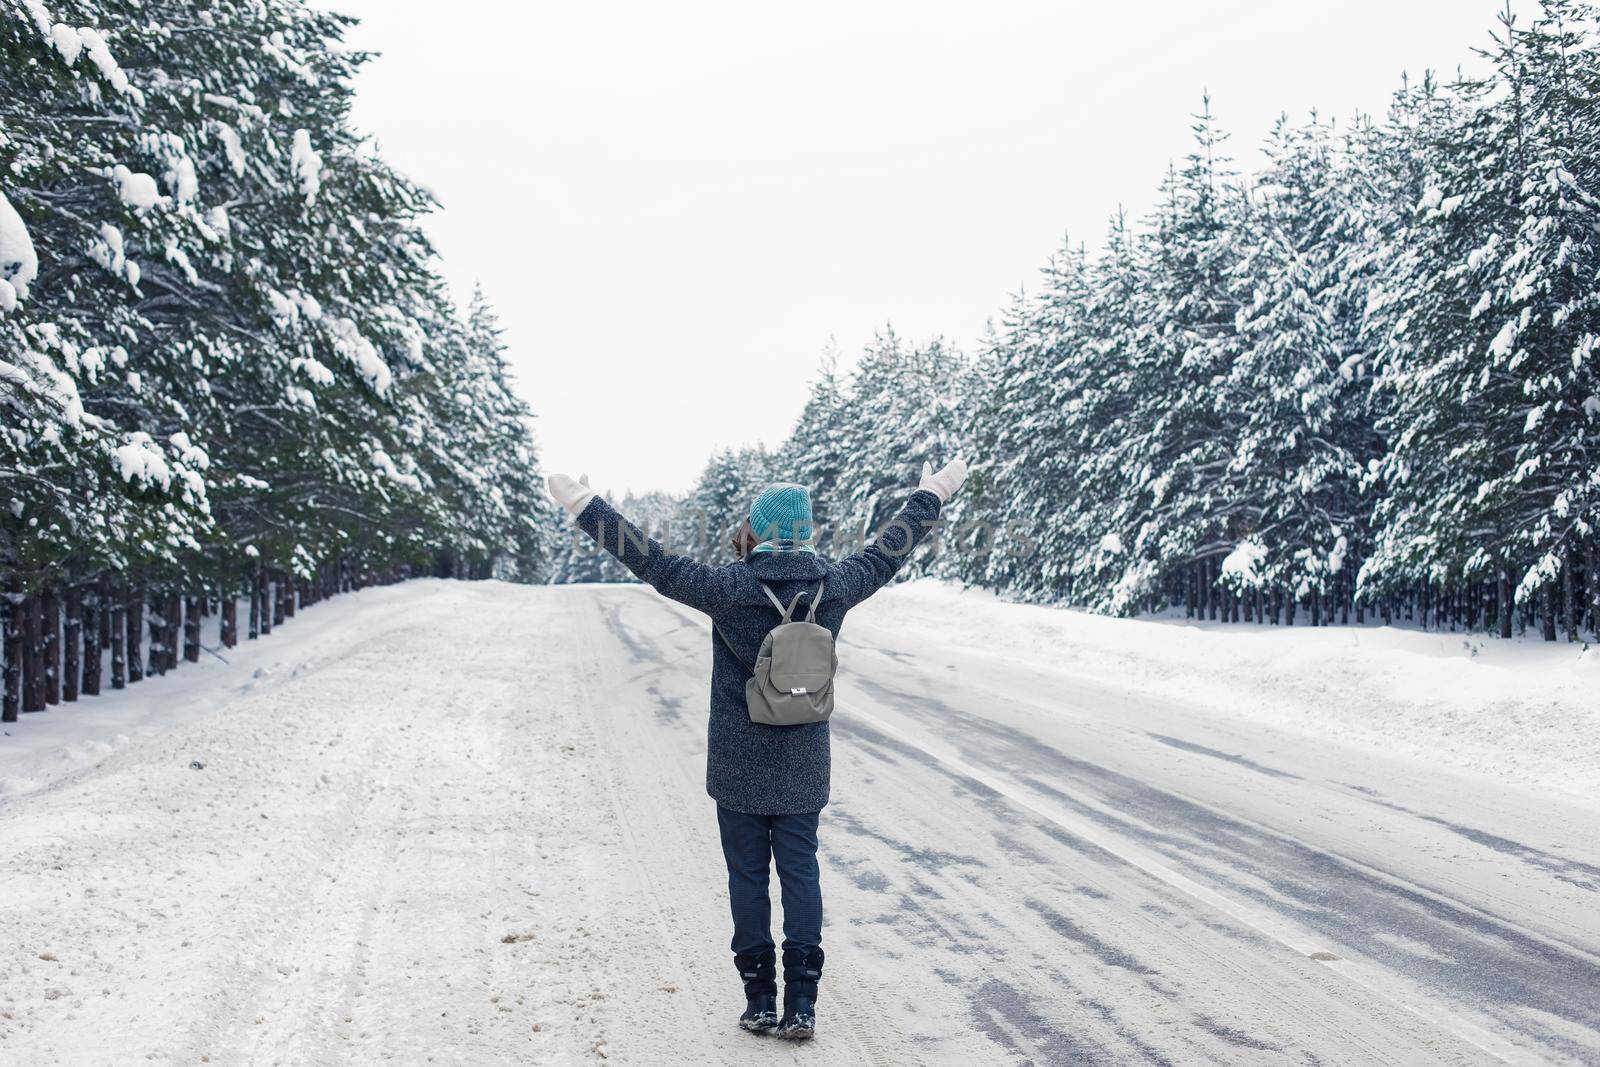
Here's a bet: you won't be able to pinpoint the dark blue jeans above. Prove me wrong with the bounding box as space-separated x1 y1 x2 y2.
715 805 823 956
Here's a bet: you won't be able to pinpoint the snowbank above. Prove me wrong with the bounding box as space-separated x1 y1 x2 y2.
855 581 1600 804
0 583 441 800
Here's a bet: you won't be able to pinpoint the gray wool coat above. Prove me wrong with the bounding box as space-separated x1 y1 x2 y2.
575 489 944 814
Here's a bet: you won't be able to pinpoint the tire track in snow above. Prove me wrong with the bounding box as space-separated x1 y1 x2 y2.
838 658 1600 1064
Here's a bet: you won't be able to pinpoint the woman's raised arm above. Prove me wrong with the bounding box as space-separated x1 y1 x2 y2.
549 473 736 614
829 458 967 608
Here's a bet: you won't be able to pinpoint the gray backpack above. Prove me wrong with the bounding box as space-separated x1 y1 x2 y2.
719 582 836 726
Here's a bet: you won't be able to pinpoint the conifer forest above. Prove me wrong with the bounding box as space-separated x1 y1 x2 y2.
560 1 1600 646
2 0 553 721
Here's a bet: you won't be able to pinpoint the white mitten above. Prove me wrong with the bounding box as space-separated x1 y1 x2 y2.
547 472 596 517
918 458 968 502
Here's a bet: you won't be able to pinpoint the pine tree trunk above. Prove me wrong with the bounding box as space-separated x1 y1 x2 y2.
126 593 144 684
147 594 166 677
23 593 44 711
1563 551 1577 643
98 574 111 656
41 586 60 705
110 590 127 690
260 570 274 635
222 596 238 648
82 584 101 697
1541 581 1557 642
249 570 261 640
273 573 286 626
1589 542 1600 641
2 575 20 722
167 593 182 670
1285 591 1297 627
284 575 296 618
63 585 81 703
148 591 166 675
184 596 201 662
1498 568 1513 639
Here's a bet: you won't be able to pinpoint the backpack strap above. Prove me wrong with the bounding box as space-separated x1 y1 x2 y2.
759 582 809 623
805 581 824 623
714 624 754 674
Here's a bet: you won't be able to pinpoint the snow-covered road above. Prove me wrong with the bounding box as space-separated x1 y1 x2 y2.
2 580 1597 1065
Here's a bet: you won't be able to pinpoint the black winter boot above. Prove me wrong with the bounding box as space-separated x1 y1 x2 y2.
735 950 778 1033
777 946 824 1040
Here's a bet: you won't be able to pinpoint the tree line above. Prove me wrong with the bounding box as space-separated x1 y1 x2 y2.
1 0 553 721
561 0 1600 642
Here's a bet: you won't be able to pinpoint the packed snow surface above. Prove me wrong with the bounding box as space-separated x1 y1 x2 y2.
1 580 1595 1064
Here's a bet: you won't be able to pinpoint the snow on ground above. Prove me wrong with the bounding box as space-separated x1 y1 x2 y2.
1 579 1597 1064
855 581 1600 805
0 583 438 800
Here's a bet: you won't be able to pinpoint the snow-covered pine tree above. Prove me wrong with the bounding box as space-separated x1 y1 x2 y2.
1059 210 1162 612
830 328 965 575
1223 115 1377 624
1 0 215 592
1364 3 1600 640
417 288 553 580
786 344 850 550
956 239 1095 598
1116 99 1248 617
952 304 1027 593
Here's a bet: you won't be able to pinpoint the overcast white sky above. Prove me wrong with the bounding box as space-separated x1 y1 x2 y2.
330 0 1518 495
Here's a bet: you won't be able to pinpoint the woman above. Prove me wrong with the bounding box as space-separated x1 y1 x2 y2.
546 458 966 1040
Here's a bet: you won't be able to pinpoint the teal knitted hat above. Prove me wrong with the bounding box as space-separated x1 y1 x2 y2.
748 482 816 553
